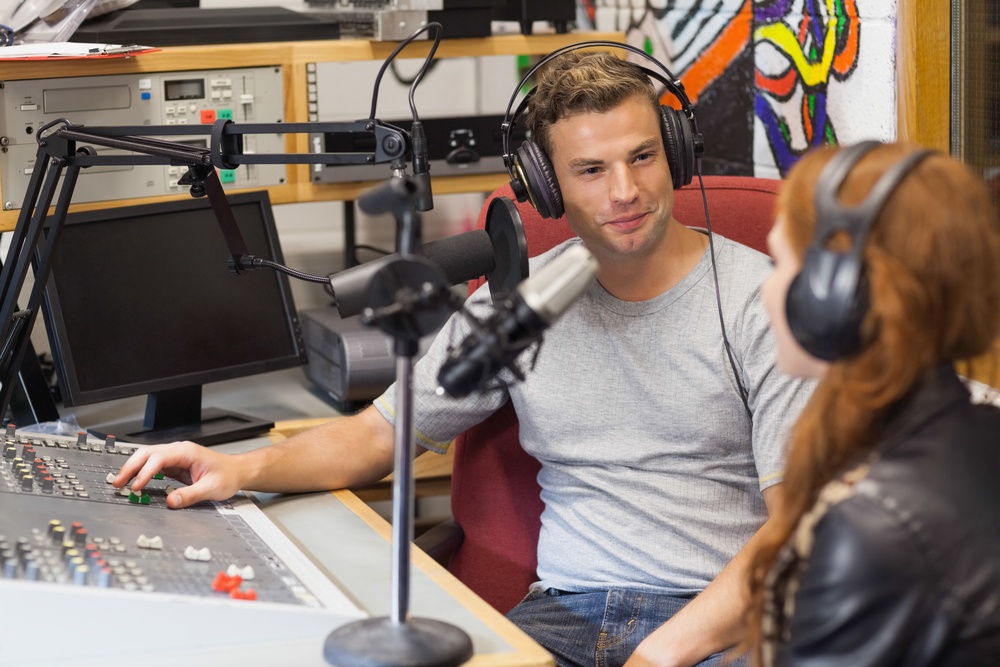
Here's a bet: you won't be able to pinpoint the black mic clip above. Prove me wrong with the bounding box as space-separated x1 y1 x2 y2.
445 294 545 393
227 254 262 276
177 163 215 198
362 255 458 357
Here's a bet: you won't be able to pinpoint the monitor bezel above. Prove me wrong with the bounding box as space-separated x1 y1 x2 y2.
39 190 307 409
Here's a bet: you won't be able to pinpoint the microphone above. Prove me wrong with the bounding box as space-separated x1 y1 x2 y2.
331 230 496 318
436 244 598 399
410 120 433 212
331 196 529 318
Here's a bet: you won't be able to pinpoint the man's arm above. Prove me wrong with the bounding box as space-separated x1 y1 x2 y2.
113 404 400 509
624 484 781 667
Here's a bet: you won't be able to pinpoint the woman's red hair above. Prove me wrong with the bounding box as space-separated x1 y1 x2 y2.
744 143 1000 663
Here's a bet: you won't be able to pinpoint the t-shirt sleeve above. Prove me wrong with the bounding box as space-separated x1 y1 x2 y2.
728 243 814 490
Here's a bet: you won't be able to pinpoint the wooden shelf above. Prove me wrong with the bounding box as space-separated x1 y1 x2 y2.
0 32 623 230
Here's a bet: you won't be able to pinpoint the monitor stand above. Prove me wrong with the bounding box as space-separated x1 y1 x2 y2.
88 385 274 446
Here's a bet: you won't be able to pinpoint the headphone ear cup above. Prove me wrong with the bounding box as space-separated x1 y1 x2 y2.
660 107 694 189
514 140 564 220
785 248 868 362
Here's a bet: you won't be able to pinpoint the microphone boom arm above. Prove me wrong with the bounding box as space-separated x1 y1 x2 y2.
0 115 416 423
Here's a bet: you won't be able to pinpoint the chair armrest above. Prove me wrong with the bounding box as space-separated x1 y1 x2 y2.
414 518 464 566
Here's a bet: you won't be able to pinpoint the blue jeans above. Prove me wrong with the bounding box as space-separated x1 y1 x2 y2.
506 588 746 667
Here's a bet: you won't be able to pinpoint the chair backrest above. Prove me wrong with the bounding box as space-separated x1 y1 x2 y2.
449 175 781 613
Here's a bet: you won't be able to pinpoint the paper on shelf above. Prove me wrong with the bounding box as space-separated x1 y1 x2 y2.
0 40 157 58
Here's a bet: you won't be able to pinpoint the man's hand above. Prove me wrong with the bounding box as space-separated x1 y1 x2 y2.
624 633 687 667
113 442 244 509
623 486 781 667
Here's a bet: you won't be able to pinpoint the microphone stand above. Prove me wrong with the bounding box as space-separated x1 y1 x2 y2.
0 120 469 667
323 178 472 667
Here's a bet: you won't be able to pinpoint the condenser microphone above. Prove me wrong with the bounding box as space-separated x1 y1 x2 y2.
410 120 433 212
436 244 598 399
330 231 495 318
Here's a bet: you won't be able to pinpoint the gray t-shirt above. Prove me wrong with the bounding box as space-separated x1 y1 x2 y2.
375 235 811 596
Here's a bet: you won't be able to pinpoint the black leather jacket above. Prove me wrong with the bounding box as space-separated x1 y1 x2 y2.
770 366 1000 666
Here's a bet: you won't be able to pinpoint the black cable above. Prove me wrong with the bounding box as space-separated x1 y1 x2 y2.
697 169 753 423
390 58 439 88
236 255 330 284
353 243 392 257
368 22 444 122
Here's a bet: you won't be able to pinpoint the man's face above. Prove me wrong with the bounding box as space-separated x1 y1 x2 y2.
546 95 675 262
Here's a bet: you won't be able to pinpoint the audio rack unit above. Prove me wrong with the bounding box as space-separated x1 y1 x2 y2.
0 66 287 210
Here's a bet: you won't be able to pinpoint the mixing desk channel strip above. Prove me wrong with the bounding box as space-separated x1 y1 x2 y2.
0 426 364 617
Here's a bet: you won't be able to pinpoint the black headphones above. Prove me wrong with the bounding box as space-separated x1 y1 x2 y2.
501 41 705 220
785 141 934 361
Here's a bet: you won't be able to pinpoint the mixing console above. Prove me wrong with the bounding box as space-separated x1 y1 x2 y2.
0 427 366 667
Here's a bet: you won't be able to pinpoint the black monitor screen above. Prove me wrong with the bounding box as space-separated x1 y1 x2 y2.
40 191 307 445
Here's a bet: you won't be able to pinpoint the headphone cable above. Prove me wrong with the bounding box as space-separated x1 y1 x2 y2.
697 168 753 424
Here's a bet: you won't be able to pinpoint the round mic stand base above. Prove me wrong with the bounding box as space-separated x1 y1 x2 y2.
323 616 473 667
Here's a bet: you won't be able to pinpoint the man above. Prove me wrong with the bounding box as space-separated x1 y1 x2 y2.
115 51 810 667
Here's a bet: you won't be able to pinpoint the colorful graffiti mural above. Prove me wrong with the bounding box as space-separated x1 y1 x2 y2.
590 0 882 177
754 0 861 175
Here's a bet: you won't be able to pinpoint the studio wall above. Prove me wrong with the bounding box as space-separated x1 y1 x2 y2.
589 0 897 177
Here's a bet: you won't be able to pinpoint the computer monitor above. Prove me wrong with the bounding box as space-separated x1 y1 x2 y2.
39 191 307 445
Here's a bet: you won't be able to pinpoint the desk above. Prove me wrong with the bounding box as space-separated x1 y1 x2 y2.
218 442 552 667
5 366 551 667
0 32 624 230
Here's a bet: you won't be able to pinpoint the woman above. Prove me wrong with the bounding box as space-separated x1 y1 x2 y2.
746 141 1000 666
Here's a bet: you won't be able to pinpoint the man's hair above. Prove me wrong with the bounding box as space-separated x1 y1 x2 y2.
524 51 662 158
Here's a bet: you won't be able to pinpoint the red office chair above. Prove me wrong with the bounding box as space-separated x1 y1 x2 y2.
420 176 781 614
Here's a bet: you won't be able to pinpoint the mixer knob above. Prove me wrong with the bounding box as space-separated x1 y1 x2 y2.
3 445 15 460
71 563 89 586
14 538 30 557
41 476 54 492
24 558 39 581
20 474 33 491
3 557 17 579
76 432 88 449
96 566 113 588
104 435 117 453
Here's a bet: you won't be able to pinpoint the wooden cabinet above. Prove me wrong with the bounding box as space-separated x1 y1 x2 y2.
0 32 623 230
